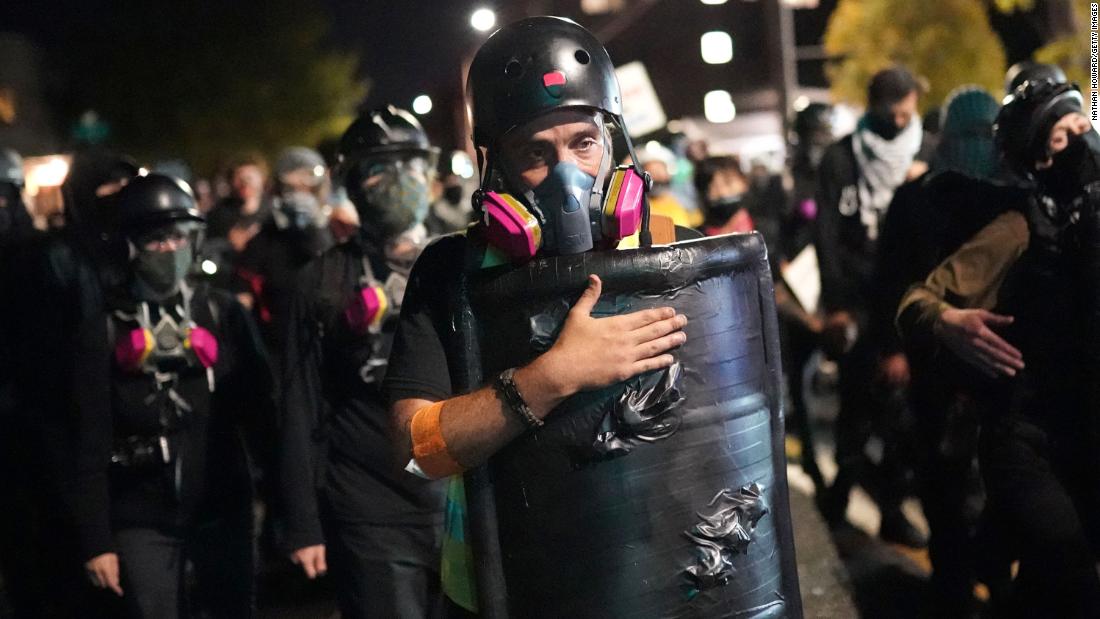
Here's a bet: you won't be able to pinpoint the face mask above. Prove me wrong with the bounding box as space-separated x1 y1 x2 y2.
480 164 645 262
443 185 464 206
132 246 193 301
1036 130 1100 204
866 112 903 141
706 194 744 223
278 191 324 230
354 158 431 242
527 161 597 255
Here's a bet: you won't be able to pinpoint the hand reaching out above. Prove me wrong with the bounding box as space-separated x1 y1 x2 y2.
934 308 1024 378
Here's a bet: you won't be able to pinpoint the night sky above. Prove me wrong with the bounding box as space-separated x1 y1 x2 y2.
0 0 1049 152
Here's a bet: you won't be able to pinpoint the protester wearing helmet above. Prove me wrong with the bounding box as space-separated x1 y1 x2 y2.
898 76 1100 616
1003 60 1067 96
383 16 692 616
65 174 274 618
277 107 446 619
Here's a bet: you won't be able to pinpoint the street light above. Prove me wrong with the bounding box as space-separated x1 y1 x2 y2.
700 31 733 65
412 94 433 115
470 8 496 32
700 0 728 4
704 90 736 123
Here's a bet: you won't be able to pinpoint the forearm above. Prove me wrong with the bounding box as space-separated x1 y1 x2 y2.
896 282 951 353
396 353 571 471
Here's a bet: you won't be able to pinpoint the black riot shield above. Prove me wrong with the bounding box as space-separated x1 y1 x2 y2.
448 233 801 619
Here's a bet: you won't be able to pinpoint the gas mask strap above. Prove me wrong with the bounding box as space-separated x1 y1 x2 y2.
139 301 153 331
589 128 613 215
473 147 493 214
617 116 653 247
179 280 194 326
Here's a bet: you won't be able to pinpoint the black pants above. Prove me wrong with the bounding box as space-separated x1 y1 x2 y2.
980 415 1100 618
320 515 443 619
114 519 254 619
912 380 986 617
781 315 826 493
828 338 917 520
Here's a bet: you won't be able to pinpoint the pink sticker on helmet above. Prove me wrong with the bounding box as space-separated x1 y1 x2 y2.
187 326 219 368
542 71 567 88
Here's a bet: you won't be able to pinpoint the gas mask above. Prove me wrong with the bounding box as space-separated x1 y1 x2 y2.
277 190 326 230
529 161 598 255
349 156 432 243
114 296 218 375
480 162 645 261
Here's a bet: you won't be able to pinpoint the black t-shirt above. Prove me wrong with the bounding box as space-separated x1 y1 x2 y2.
383 234 471 407
234 221 332 353
279 239 446 551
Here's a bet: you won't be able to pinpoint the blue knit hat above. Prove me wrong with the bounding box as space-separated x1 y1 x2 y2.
934 86 1000 180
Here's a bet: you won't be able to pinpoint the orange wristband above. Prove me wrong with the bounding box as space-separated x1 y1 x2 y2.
410 401 465 478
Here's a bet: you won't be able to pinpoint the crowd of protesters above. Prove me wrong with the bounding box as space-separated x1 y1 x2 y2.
0 17 1097 617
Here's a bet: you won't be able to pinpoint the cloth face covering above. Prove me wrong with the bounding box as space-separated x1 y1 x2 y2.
850 114 923 239
131 224 196 301
1036 129 1100 205
354 156 432 242
133 246 193 301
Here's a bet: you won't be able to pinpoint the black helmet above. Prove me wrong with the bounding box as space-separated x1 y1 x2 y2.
1004 61 1067 95
994 78 1083 172
0 148 23 186
338 106 438 168
467 16 623 150
117 173 203 235
792 103 833 143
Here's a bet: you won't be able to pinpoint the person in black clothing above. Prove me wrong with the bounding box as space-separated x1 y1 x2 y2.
277 106 446 619
776 103 836 495
234 146 334 361
67 174 274 618
201 154 271 289
382 17 691 616
815 66 930 546
0 150 140 618
898 77 1100 619
875 86 1022 617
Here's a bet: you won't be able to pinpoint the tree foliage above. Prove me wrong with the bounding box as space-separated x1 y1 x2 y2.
823 0 1007 112
1032 1 1092 93
62 0 366 175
